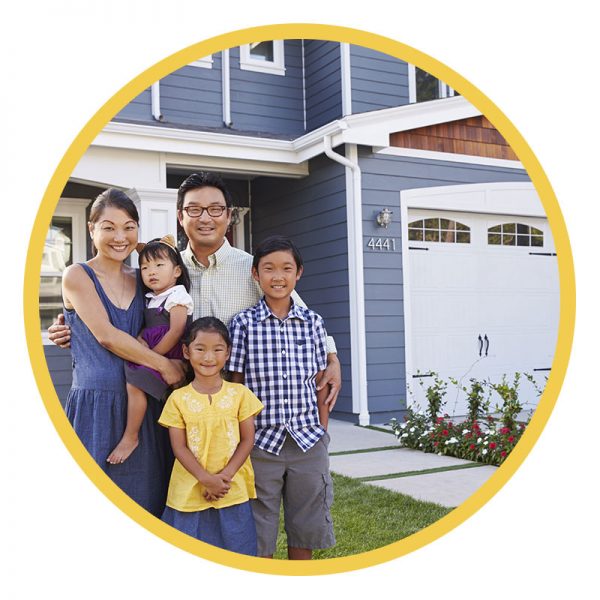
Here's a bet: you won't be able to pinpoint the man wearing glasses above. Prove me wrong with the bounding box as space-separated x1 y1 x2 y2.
177 172 341 406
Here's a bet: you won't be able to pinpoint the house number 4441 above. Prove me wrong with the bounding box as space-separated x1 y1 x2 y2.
367 237 397 251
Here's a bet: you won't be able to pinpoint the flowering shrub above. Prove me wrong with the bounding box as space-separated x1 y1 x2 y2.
389 410 527 466
390 373 536 466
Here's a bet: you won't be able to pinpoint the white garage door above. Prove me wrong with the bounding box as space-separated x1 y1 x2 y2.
403 184 559 417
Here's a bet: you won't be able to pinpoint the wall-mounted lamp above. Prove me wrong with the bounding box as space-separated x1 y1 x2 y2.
230 207 241 226
376 207 393 228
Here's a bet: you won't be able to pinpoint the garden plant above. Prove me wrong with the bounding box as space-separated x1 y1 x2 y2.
390 372 541 466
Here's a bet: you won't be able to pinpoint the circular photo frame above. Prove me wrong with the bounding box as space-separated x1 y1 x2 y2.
24 24 575 575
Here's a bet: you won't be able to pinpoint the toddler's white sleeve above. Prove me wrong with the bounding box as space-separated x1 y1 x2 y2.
165 285 194 315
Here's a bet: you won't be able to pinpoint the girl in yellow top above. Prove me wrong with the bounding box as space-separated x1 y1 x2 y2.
159 317 263 555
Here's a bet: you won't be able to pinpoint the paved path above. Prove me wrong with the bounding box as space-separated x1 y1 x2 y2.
327 419 497 508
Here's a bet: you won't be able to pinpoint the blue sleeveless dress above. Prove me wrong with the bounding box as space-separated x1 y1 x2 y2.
64 264 173 517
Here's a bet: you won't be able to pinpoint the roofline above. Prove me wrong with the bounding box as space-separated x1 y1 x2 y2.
94 96 482 166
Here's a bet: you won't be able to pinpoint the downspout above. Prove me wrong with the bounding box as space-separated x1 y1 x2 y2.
222 49 232 127
323 134 370 426
151 82 163 121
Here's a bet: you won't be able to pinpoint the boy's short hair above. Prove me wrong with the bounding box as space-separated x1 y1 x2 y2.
252 235 303 271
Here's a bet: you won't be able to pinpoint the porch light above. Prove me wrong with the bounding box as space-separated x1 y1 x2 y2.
376 207 393 228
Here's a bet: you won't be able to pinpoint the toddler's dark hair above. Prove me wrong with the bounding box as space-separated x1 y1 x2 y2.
182 316 231 349
252 235 303 271
138 238 191 292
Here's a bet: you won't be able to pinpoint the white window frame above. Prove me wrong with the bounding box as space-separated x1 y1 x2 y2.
408 64 455 104
189 55 213 69
239 41 286 76
41 198 89 343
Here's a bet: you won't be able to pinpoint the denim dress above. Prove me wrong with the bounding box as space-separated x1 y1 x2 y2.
64 264 173 517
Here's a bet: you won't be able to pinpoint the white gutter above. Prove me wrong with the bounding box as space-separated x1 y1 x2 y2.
222 49 232 127
323 134 370 426
340 43 352 117
151 83 163 121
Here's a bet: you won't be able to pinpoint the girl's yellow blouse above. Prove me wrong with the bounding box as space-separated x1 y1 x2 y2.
159 381 263 512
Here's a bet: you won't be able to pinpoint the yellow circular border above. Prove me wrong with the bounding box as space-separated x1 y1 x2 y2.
24 24 575 576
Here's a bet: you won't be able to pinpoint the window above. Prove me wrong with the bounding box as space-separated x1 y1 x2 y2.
40 199 89 342
189 55 213 69
408 65 457 103
488 223 544 247
408 218 470 243
239 40 285 75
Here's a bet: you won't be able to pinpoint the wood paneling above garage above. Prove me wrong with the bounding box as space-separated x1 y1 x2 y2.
390 116 518 160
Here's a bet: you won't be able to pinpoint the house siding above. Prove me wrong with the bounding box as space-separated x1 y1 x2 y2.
158 56 223 128
304 40 343 132
350 46 409 114
44 345 72 407
250 155 353 419
359 149 530 423
229 41 305 136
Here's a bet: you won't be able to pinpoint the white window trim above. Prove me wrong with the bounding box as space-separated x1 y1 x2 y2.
408 64 455 104
41 198 89 344
239 41 286 76
189 55 213 69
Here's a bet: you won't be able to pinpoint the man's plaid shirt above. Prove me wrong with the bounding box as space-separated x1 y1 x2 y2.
228 298 328 455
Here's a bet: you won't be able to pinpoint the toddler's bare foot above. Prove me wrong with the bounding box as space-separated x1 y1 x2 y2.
107 435 139 464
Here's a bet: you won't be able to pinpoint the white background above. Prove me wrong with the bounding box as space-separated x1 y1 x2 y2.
2 1 597 596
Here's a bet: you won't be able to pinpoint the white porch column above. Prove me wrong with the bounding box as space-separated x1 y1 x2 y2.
127 187 178 265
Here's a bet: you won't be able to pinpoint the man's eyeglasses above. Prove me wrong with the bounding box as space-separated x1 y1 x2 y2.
181 205 229 218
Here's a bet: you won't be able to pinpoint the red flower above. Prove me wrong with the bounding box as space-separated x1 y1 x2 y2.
501 427 510 434
436 417 444 423
501 451 507 457
465 433 472 439
434 441 439 447
489 442 497 449
508 436 515 443
469 444 475 450
442 430 449 436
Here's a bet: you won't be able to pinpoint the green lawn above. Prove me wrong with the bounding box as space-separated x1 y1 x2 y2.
274 472 452 559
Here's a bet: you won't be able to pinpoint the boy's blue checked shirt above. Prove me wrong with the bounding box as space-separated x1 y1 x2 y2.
228 298 328 455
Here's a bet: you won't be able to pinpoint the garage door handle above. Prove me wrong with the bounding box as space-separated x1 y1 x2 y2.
484 334 489 356
478 334 483 356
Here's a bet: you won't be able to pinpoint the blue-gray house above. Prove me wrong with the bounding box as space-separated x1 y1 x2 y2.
41 40 558 424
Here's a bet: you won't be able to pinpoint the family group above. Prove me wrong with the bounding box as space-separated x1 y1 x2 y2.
49 172 342 559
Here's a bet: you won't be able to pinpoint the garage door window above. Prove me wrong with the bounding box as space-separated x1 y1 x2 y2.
408 218 470 243
488 223 544 247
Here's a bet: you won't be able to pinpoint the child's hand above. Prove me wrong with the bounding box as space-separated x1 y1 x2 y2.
202 473 231 501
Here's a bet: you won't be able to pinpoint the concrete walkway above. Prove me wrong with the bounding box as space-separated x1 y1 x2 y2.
327 418 497 508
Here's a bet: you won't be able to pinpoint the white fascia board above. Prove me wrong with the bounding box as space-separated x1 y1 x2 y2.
343 96 481 133
97 122 298 163
375 146 524 169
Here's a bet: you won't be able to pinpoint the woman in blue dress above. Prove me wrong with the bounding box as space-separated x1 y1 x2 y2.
62 189 183 517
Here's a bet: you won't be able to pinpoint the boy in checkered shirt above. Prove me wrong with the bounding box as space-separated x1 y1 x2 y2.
228 235 335 559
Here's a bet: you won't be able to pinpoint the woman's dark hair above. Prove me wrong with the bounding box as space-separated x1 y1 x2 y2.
89 188 139 225
138 238 191 292
176 172 233 210
182 317 231 349
252 235 303 271
88 188 139 255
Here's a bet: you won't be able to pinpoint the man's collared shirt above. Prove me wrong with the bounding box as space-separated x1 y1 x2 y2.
228 298 328 455
181 239 261 325
181 240 336 353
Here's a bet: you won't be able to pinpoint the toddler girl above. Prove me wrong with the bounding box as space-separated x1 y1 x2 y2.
107 235 193 464
159 317 263 555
